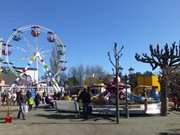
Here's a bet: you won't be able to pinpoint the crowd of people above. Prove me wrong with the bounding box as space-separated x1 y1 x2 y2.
0 88 55 119
1 85 171 120
0 86 94 120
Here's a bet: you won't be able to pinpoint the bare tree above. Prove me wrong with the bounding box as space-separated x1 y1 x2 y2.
76 65 85 86
84 65 106 80
108 42 124 124
135 42 180 116
68 65 84 86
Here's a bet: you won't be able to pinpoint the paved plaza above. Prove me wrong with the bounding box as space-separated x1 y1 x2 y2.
0 106 180 135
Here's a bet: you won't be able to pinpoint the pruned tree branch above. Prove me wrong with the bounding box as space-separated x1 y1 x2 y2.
135 42 180 71
108 42 124 72
108 51 115 68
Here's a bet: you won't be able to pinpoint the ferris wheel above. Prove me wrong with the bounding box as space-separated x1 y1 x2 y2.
5 24 66 90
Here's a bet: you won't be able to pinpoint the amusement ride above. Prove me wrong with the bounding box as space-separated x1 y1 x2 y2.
4 24 66 92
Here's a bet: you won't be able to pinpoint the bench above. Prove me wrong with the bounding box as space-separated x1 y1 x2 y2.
55 100 80 118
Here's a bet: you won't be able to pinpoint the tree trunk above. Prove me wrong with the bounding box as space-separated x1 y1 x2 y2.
160 78 168 116
115 65 120 124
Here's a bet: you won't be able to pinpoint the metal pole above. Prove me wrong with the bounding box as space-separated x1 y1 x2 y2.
125 74 129 118
115 58 119 124
36 54 39 84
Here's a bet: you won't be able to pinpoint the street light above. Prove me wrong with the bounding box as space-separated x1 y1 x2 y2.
124 74 129 118
128 67 135 75
125 67 135 118
128 67 135 92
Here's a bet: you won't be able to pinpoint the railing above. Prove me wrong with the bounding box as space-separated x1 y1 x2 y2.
0 85 64 94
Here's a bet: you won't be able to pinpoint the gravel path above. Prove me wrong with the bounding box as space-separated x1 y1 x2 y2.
0 106 180 135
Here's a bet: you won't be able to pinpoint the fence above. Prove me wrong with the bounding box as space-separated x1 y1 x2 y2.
0 85 65 96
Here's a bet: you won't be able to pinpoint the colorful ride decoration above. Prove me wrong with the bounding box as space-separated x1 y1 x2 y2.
90 80 126 105
105 80 126 99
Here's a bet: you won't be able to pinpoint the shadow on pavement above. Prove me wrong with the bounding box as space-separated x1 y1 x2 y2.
159 128 180 135
159 132 180 135
169 111 180 115
29 121 115 125
85 114 115 122
35 113 115 122
44 109 56 112
36 113 79 119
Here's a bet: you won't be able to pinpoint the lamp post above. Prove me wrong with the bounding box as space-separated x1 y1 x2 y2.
128 67 135 91
125 67 135 118
124 74 129 118
128 67 135 75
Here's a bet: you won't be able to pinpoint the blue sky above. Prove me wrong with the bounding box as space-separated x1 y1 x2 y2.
0 0 180 74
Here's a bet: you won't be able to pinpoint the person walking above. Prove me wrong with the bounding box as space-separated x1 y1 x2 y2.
35 93 41 108
17 90 27 120
77 87 92 119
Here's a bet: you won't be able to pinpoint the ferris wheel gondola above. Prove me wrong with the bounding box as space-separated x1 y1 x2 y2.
12 29 23 41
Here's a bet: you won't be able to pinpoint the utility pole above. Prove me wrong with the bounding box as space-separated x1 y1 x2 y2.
108 42 124 124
